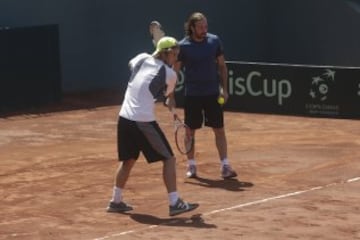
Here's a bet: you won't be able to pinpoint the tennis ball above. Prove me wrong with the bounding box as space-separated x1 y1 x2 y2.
217 96 225 105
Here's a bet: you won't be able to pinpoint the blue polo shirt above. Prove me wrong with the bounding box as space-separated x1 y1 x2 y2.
178 33 224 96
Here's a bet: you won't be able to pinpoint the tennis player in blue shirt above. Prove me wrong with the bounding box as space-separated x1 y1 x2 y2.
174 12 238 179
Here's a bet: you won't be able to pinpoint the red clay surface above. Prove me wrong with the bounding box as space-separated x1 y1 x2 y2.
1 92 360 240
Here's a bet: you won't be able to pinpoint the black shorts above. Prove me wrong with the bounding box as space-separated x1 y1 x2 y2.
117 117 174 163
184 95 224 129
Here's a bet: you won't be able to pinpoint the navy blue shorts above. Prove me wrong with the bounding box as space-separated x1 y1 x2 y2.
117 117 174 163
184 95 224 129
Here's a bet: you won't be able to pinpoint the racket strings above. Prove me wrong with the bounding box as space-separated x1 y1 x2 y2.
172 112 193 154
175 125 193 154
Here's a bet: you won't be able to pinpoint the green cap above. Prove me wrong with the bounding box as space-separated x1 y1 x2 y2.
152 36 178 56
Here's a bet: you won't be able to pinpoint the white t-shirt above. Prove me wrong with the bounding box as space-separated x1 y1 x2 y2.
119 53 177 121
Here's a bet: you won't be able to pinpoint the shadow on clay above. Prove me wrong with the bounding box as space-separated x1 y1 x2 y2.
185 177 254 191
125 213 217 229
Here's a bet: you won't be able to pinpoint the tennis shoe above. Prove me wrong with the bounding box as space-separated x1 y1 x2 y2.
221 164 238 179
106 201 133 213
186 165 197 178
169 198 199 216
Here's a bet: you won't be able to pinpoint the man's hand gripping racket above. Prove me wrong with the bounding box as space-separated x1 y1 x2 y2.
170 108 194 155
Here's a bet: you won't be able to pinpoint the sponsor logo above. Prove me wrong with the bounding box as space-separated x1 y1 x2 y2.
309 69 335 101
305 69 339 116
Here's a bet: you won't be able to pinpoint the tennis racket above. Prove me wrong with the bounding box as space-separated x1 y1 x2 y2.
171 108 194 155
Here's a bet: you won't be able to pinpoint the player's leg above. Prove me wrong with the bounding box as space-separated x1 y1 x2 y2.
138 122 176 189
107 159 136 213
204 95 238 179
163 156 177 192
212 127 227 160
115 159 136 189
139 121 199 216
184 96 203 178
107 117 139 213
163 156 199 216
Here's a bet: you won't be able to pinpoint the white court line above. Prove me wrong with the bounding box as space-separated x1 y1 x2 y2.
93 176 360 240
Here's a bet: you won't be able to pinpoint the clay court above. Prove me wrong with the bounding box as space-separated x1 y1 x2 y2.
1 92 360 240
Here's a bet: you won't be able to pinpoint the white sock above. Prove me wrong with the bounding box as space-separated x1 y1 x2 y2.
188 159 196 166
111 186 122 203
168 191 179 206
221 158 229 167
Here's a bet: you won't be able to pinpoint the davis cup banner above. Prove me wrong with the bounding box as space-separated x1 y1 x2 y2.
175 61 360 119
